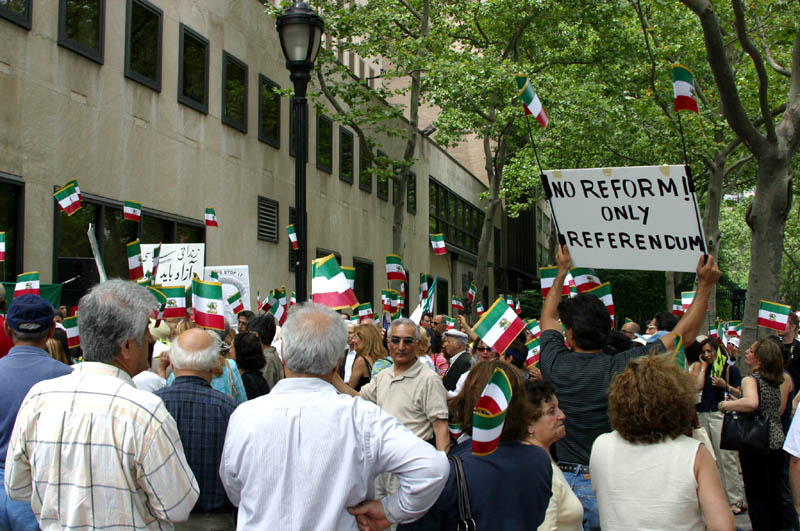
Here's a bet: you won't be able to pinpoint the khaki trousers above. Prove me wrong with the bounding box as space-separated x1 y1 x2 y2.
698 410 745 505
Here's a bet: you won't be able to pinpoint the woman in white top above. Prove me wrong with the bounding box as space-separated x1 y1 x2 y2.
525 380 583 531
590 354 734 531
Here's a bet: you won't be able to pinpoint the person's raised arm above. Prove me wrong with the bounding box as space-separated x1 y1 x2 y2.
457 315 479 343
540 245 571 332
669 254 721 349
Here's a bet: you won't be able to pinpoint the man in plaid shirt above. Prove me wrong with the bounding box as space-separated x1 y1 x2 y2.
4 280 199 530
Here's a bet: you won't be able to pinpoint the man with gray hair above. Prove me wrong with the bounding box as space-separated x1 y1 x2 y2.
5 280 199 530
220 303 448 530
155 328 237 529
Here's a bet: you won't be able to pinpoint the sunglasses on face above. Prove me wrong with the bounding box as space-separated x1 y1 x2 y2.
475 346 492 352
389 336 416 345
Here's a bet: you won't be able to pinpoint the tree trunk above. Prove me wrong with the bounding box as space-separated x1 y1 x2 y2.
665 271 675 312
739 154 792 350
701 156 725 321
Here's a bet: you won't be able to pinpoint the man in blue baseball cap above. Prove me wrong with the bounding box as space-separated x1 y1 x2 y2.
0 294 72 530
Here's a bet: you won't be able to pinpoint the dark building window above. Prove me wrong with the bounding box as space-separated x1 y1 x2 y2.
436 278 449 316
354 258 373 305
407 172 417 214
124 0 162 91
359 139 372 192
178 24 209 114
258 75 280 148
58 0 106 64
0 173 24 280
376 150 388 201
316 114 333 173
316 248 341 264
222 51 247 132
339 127 354 184
0 0 32 29
429 178 483 254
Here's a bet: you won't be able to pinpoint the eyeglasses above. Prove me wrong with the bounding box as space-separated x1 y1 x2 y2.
432 321 442 325
389 336 417 345
475 346 492 352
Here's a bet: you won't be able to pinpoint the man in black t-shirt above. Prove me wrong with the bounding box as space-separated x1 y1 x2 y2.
538 245 721 530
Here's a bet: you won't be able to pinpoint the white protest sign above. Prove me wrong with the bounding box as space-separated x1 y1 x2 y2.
204 266 251 330
542 165 706 272
142 244 205 287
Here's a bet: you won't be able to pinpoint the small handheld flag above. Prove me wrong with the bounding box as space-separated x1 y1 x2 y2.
54 182 82 216
451 295 465 312
476 302 485 315
672 64 699 114
526 318 541 338
525 338 540 368
472 297 526 354
204 207 219 227
227 290 245 315
311 254 359 309
0 231 5 262
192 278 225 330
472 368 513 455
386 255 408 282
430 233 447 255
467 282 477 302
126 239 144 280
123 200 142 222
286 224 299 250
64 316 80 349
515 75 548 128
758 300 792 332
358 303 374 321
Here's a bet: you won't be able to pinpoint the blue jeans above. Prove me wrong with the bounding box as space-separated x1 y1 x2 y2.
559 464 600 531
0 468 39 531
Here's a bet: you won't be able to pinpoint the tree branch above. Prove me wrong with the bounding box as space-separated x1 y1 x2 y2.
632 0 676 124
396 0 422 21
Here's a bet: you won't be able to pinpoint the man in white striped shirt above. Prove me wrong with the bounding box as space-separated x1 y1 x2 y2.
4 280 199 530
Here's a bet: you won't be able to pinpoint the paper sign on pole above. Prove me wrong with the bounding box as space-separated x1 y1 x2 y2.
542 165 706 272
141 244 205 287
204 266 251 330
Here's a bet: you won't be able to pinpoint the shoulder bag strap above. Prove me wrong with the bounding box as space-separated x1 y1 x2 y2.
449 455 476 531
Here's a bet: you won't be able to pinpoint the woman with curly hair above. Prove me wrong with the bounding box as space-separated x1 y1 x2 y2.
719 339 791 531
590 354 734 530
347 323 386 391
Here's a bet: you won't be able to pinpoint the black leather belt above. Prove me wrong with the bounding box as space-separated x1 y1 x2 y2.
558 462 590 475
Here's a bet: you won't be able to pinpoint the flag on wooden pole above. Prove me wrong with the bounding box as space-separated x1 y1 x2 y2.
123 200 142 222
672 64 699 114
126 240 144 280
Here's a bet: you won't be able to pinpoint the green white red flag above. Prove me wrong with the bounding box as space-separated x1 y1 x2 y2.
419 273 430 304
515 299 521 315
540 266 576 297
672 298 684 316
570 267 601 293
672 64 699 114
286 224 299 250
127 239 144 280
204 206 218 227
467 282 477 302
64 316 80 348
290 291 297 306
758 300 792 332
445 316 456 330
585 282 615 323
506 295 515 310
472 297 526 355
681 291 695 310
515 75 548 128
123 200 142 222
54 182 82 215
15 271 41 297
476 302 485 315
386 255 407 282
358 303 374 321
341 266 356 291
727 321 742 337
451 295 465 312
312 254 359 309
0 231 5 262
430 233 447 255
525 337 540 368
64 179 82 201
159 285 187 319
192 278 225 330
526 318 541 338
472 367 513 456
147 286 167 325
227 290 245 315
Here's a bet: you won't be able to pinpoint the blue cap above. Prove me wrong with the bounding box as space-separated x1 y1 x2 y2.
6 295 55 334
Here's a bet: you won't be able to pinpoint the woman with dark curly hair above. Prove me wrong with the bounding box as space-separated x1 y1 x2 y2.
590 354 734 530
234 332 269 400
719 339 791 531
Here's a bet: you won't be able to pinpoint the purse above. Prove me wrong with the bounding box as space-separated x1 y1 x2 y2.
450 455 476 531
719 379 769 452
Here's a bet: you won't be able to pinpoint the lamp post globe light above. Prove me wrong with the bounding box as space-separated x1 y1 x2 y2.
276 1 324 303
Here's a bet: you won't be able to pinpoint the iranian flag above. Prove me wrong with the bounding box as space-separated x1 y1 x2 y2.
506 295 515 310
476 302 485 316
0 231 5 262
160 285 188 319
341 267 356 291
123 200 142 222
526 318 541 338
672 64 699 114
64 316 80 348
585 282 615 322
467 282 477 302
672 298 684 316
539 266 575 297
204 207 219 227
571 267 601 293
473 297 526 355
515 299 521 315
681 291 695 311
192 278 225 330
54 183 82 215
758 300 792 332
290 292 297 306
127 239 145 280
399 282 406 309
386 255 407 282
64 179 82 201
268 289 287 325
151 243 161 281
430 233 447 255
515 75 548 128
15 271 40 297
525 337 541 368
448 423 463 439
312 254 359 309
278 289 288 324
147 286 167 325
286 224 299 250
358 303 374 321
419 273 430 304
452 295 465 312
472 368 513 456
445 316 456 330
381 289 393 312
727 321 742 337
227 291 245 315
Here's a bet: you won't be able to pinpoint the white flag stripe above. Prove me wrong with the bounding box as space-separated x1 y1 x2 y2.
128 254 141 270
482 385 510 411
759 309 789 324
473 423 503 442
673 80 694 99
312 272 350 294
194 295 220 313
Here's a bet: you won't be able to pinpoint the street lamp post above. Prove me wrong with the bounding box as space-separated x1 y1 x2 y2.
276 1 324 303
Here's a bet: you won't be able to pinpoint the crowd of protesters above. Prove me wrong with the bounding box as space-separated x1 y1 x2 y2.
2 245 800 531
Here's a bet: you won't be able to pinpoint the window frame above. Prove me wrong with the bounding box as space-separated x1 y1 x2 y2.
316 114 333 174
359 138 372 193
353 257 374 306
0 0 32 30
407 171 417 214
376 150 388 201
58 0 106 65
123 0 162 92
258 74 281 149
177 23 209 115
339 126 354 184
428 177 484 254
0 172 25 280
221 50 248 133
